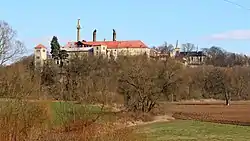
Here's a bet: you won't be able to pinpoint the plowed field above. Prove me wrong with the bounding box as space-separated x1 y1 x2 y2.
168 101 250 126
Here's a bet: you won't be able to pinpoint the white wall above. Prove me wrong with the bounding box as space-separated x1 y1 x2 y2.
108 48 150 56
93 45 107 56
34 48 47 68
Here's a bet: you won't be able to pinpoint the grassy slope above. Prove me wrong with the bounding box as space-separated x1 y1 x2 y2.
138 120 250 141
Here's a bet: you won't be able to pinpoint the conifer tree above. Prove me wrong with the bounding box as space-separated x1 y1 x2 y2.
50 36 60 59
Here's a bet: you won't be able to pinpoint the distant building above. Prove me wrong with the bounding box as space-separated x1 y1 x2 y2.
63 40 149 59
34 19 150 68
34 44 47 68
62 19 150 59
33 19 206 68
171 47 206 65
177 51 206 65
151 45 207 65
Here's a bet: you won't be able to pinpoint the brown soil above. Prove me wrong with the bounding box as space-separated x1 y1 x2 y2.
168 101 250 126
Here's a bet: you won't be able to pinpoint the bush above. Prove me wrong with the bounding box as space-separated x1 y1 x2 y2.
0 100 49 141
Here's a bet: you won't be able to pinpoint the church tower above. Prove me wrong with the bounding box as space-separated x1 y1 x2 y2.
76 19 81 41
34 44 47 69
170 40 180 57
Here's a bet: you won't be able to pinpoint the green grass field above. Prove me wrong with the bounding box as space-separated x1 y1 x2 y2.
0 100 114 126
138 120 250 141
49 101 105 125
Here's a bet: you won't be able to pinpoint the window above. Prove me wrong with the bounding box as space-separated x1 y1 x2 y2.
43 49 45 52
36 50 40 52
96 47 99 50
36 56 40 59
96 51 99 55
103 47 105 50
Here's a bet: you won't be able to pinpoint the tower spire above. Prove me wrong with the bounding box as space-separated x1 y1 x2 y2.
175 40 179 49
76 19 81 41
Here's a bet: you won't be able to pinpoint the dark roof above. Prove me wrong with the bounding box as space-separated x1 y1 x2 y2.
179 51 206 56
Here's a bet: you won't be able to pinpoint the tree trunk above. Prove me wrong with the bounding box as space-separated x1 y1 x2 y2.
225 92 230 106
225 98 230 106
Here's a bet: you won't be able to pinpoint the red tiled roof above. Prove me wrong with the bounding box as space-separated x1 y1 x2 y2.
75 40 148 49
35 44 46 49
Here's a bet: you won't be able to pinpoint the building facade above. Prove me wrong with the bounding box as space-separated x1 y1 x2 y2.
63 26 150 57
34 44 47 68
171 47 206 65
150 45 207 65
34 19 150 68
63 39 150 58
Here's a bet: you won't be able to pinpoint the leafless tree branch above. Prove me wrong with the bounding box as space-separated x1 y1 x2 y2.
0 20 25 65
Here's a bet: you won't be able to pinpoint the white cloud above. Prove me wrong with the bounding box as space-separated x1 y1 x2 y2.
207 30 250 40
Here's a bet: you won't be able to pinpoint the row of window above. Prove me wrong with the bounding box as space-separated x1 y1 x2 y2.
189 56 203 62
95 47 106 50
36 49 46 52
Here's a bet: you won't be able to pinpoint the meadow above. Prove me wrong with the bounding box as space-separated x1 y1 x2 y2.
139 120 250 141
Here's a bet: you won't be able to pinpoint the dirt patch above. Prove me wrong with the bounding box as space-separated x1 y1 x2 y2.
169 101 250 126
126 115 175 127
172 112 250 126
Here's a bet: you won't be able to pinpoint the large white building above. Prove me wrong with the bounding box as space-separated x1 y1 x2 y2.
34 19 150 68
62 40 150 58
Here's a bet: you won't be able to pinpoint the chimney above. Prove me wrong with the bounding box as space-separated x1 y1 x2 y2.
93 29 97 42
112 29 116 41
76 19 81 41
104 38 106 41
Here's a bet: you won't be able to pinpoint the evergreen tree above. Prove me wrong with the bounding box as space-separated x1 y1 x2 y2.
58 50 69 67
50 36 60 59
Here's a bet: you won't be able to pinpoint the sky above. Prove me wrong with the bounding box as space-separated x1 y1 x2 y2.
1 0 250 55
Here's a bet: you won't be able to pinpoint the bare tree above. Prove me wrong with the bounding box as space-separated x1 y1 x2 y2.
230 66 249 100
118 56 183 112
203 68 233 105
182 43 195 52
0 20 25 65
156 42 174 54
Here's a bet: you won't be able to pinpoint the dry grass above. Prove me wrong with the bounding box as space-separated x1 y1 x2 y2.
0 100 49 141
0 99 146 141
34 118 146 141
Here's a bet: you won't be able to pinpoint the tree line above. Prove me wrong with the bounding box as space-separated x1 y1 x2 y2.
15 53 249 112
154 42 250 67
